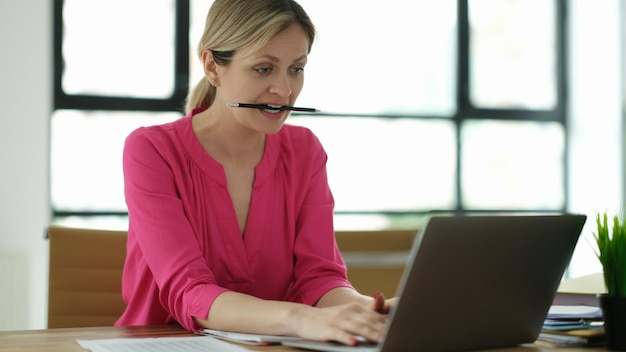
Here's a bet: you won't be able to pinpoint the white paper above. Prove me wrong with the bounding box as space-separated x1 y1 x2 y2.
200 328 299 345
546 305 603 319
77 335 252 352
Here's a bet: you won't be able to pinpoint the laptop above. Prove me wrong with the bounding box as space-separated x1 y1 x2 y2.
283 214 586 352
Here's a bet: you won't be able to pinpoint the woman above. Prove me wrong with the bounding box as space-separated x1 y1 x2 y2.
116 0 393 345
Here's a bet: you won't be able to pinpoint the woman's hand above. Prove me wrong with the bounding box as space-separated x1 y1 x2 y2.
370 291 397 314
293 287 398 345
290 302 388 346
197 289 397 346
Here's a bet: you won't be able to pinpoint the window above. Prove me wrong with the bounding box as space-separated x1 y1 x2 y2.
52 0 189 224
52 0 567 230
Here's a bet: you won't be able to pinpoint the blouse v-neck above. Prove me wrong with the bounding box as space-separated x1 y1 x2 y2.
173 113 280 258
176 110 280 189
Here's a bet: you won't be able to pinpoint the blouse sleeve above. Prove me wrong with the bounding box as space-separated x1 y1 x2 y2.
122 127 228 331
284 130 354 305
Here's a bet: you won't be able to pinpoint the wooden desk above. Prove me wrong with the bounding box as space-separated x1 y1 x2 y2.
0 324 606 352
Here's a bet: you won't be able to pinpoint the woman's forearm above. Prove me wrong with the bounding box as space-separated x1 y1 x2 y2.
193 291 311 336
194 287 389 344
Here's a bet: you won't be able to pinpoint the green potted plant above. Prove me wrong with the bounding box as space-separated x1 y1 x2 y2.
593 211 626 350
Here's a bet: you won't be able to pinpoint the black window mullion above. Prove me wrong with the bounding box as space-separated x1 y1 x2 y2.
52 0 64 110
172 0 191 111
455 0 470 213
456 108 564 122
557 0 569 211
53 95 185 112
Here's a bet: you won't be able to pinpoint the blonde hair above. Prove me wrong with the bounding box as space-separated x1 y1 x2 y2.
184 0 316 114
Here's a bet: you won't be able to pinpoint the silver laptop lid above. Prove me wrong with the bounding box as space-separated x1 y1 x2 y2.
381 214 586 352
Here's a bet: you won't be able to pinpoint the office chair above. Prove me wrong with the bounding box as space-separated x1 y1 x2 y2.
47 225 127 328
46 225 414 327
335 229 416 297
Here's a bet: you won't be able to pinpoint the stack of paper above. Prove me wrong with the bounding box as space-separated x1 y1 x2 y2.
198 329 300 345
537 305 605 347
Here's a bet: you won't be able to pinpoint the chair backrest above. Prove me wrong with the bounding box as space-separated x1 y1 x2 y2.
335 230 416 297
47 225 128 328
46 226 413 327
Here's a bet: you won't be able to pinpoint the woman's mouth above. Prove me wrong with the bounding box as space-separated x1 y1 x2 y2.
263 105 282 114
260 105 287 120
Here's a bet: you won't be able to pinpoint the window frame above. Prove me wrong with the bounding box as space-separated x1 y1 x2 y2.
51 0 569 219
452 0 568 214
52 0 191 112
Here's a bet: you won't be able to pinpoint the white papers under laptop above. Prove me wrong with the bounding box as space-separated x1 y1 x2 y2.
284 214 586 352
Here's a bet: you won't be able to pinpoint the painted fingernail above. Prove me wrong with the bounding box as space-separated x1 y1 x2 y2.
350 337 360 346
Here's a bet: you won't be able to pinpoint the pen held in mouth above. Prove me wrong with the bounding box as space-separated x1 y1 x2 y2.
227 102 320 113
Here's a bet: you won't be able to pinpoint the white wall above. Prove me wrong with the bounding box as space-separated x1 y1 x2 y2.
0 0 52 330
0 0 623 331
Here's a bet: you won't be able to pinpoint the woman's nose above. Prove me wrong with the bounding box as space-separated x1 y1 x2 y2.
268 74 293 98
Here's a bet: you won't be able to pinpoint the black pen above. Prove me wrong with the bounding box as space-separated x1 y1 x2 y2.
227 102 319 113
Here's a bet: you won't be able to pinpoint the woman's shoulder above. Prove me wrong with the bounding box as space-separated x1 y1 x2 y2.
128 112 193 138
125 115 189 153
128 115 185 138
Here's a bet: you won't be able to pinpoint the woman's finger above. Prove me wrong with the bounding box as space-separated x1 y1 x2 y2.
372 291 388 314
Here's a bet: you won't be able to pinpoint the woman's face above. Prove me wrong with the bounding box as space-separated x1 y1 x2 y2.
214 24 310 134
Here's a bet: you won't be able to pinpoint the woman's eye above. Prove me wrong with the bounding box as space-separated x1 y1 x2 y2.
254 67 272 75
291 67 304 74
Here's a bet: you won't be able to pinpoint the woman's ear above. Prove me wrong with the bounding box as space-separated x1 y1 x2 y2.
200 49 219 86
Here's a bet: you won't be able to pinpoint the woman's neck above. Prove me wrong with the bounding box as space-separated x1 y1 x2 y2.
191 105 266 166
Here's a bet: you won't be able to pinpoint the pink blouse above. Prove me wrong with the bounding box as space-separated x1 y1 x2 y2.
115 109 351 331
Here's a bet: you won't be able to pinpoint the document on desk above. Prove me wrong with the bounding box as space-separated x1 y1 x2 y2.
200 328 300 345
77 335 252 352
546 305 603 320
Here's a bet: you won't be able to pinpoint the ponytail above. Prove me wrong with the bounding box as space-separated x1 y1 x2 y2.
184 78 216 114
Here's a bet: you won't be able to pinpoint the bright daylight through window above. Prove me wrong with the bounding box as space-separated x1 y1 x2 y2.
52 0 565 230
